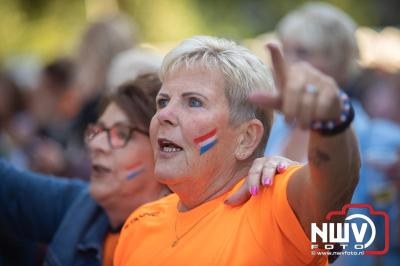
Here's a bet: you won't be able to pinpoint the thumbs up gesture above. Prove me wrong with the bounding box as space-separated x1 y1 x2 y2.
250 43 342 130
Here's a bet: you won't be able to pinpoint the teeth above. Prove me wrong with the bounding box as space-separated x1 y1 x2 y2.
162 147 182 152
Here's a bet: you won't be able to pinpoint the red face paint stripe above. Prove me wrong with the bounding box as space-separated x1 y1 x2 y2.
194 128 217 144
125 161 142 171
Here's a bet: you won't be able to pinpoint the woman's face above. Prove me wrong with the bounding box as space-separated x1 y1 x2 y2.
88 102 155 202
281 38 336 79
150 65 239 189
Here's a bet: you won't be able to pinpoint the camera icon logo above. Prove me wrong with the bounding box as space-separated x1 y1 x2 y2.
311 203 389 255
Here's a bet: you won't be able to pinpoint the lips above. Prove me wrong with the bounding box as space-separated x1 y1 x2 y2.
91 163 112 177
158 138 183 153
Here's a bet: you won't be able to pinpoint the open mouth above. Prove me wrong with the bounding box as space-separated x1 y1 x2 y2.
158 138 183 152
92 164 112 176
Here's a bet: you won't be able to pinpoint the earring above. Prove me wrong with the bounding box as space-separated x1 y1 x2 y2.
236 152 246 160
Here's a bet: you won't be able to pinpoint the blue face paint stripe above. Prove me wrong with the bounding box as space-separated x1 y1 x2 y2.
127 169 144 180
199 139 218 155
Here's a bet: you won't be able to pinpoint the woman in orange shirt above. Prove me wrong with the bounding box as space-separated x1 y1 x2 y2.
115 36 360 265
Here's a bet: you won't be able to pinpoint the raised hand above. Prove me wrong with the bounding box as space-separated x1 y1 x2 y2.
249 43 342 129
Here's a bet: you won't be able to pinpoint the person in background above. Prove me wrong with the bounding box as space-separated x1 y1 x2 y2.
0 71 30 169
106 47 163 93
24 58 76 176
0 72 292 266
0 74 166 266
358 68 400 124
29 58 76 146
0 71 42 266
67 14 138 179
266 2 400 264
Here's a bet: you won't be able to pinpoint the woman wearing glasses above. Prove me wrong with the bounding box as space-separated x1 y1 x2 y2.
0 73 293 266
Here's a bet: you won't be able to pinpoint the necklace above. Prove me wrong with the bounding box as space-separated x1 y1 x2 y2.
171 206 219 247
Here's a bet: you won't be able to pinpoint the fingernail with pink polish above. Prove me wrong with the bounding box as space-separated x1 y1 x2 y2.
263 178 272 186
277 162 287 173
250 186 258 196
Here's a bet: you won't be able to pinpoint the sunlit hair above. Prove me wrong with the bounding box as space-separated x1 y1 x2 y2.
277 2 359 81
107 47 162 92
100 72 161 130
160 36 275 157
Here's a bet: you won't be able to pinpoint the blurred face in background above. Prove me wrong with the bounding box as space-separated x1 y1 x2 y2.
87 102 155 202
280 38 335 79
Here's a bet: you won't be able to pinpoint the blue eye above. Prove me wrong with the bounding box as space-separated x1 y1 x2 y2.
157 98 168 108
189 97 202 107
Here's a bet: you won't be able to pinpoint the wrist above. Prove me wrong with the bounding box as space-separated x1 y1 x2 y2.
310 90 355 136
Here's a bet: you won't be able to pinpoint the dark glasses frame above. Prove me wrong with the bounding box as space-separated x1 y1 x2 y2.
84 122 149 149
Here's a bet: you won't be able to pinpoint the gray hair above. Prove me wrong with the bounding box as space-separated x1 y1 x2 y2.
107 47 162 92
160 36 275 157
277 2 359 81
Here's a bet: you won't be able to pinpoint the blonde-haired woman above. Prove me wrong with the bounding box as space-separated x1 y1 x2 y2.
115 36 360 265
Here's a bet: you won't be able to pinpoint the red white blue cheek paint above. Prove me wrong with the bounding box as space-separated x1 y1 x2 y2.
194 128 218 155
125 161 144 180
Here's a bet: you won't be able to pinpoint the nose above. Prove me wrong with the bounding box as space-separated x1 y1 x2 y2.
156 102 178 127
88 131 111 154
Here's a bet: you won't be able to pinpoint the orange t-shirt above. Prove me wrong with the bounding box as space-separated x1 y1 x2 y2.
103 232 120 266
114 166 327 265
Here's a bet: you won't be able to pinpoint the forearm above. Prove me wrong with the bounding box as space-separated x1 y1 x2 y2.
307 127 360 208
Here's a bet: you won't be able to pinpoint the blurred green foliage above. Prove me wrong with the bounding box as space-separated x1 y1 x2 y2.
0 0 398 61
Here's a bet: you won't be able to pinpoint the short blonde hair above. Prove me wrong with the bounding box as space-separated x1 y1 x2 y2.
160 36 275 157
277 2 359 81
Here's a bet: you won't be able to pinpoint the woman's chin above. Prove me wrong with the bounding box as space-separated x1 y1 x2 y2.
155 168 184 185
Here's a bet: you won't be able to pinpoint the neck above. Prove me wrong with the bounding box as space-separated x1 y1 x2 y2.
171 164 250 212
97 184 169 229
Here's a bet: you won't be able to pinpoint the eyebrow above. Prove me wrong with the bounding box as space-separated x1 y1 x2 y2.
182 92 208 100
97 120 131 128
157 93 169 98
157 91 209 101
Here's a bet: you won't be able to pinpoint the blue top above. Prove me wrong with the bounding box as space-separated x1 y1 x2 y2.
0 160 111 266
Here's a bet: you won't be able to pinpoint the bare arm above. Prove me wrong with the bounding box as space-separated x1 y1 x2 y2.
250 43 360 236
288 129 360 236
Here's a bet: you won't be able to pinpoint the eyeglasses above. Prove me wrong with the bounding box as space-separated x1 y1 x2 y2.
84 123 148 149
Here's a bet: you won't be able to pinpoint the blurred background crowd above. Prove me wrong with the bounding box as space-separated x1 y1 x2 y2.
0 0 399 265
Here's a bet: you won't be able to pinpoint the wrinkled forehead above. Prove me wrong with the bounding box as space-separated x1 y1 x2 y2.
161 63 227 93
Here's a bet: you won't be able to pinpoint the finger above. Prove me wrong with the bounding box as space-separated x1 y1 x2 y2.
314 77 341 121
261 162 276 186
276 161 288 174
248 91 282 111
282 67 306 123
314 87 337 121
266 43 287 93
224 181 251 206
298 87 317 129
246 158 265 195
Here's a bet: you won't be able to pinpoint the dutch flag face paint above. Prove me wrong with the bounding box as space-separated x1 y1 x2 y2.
194 128 218 155
125 161 144 180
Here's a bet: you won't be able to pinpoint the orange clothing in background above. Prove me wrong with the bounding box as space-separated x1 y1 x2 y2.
114 166 327 266
103 232 119 266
